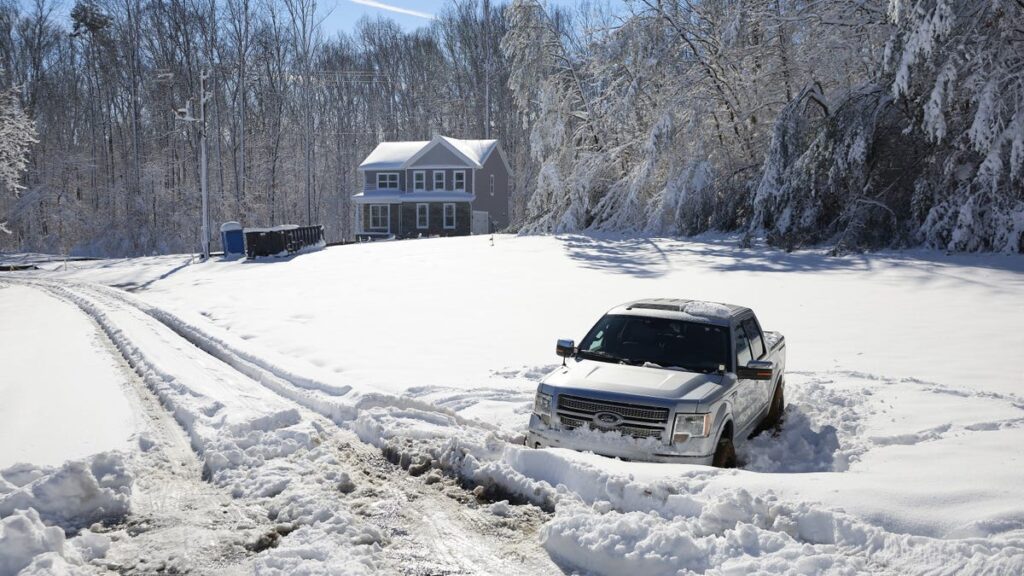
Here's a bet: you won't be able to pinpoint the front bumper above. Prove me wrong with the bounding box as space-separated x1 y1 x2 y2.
526 415 715 465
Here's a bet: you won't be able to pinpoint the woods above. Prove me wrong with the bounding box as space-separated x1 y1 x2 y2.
1 0 1022 255
0 0 520 255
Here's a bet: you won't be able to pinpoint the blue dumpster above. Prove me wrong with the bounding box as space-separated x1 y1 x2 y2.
220 221 244 257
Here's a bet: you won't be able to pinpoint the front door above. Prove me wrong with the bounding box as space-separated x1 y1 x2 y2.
741 317 773 414
732 323 759 429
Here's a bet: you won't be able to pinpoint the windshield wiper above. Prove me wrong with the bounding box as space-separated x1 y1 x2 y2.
578 349 631 364
642 361 697 373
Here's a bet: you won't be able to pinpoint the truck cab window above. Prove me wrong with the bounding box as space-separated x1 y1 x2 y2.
743 318 765 359
735 325 752 368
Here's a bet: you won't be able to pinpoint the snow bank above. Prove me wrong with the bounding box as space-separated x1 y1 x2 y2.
0 509 65 575
351 388 1024 575
0 508 110 576
740 408 842 473
0 452 131 532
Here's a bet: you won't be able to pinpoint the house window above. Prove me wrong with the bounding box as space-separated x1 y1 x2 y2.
489 174 495 196
377 173 399 189
369 204 390 231
443 203 456 229
413 171 425 191
433 171 445 191
416 203 429 229
453 171 465 191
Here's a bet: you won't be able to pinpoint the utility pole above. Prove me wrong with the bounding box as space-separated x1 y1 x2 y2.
173 69 213 260
483 0 491 139
199 69 210 260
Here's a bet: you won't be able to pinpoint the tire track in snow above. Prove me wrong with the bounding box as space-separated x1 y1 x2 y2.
14 278 561 575
8 282 285 574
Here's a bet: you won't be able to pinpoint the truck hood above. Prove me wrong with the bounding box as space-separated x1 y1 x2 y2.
542 359 723 402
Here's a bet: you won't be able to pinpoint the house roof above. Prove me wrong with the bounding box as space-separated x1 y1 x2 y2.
358 135 500 170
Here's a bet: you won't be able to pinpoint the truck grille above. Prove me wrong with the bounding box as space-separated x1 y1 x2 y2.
556 395 669 441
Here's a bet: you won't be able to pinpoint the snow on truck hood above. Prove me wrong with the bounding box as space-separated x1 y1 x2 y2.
542 359 721 402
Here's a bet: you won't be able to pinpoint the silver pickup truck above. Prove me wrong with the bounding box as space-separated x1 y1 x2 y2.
526 298 786 467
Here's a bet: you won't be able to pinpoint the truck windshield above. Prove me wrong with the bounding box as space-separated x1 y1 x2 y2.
576 314 729 374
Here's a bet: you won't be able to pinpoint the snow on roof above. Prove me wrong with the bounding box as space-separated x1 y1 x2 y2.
358 136 499 170
359 141 430 170
438 136 498 167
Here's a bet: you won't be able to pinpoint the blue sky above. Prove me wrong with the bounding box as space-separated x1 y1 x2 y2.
323 0 623 37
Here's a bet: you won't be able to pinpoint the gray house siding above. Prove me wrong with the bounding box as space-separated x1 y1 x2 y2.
409 145 473 167
398 202 471 238
471 149 510 230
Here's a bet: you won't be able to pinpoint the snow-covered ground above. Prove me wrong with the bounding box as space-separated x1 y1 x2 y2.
0 285 143 468
2 234 1022 574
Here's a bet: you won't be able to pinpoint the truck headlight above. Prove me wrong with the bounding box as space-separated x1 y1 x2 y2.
533 392 552 417
673 413 712 444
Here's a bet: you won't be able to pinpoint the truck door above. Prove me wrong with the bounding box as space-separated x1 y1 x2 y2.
733 324 757 427
742 317 772 414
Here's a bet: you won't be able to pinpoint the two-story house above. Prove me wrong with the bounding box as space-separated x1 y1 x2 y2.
352 135 511 240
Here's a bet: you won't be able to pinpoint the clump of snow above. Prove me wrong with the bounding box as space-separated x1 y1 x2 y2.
0 452 132 532
558 423 666 451
0 509 66 575
488 500 513 517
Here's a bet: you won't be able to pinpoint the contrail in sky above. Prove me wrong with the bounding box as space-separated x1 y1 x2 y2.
349 0 435 20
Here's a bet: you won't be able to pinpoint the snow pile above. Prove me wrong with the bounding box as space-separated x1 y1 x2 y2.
0 452 132 532
740 408 841 473
0 509 66 575
0 508 111 576
542 489 1024 576
739 375 872 473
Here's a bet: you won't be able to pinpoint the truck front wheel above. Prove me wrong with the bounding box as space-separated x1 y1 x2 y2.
712 435 737 468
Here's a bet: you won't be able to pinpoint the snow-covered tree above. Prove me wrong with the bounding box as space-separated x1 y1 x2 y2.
751 0 1024 253
0 87 35 196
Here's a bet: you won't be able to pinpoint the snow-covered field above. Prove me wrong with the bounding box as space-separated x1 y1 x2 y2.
1 234 1022 575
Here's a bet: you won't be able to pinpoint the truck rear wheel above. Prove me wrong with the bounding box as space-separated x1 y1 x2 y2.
712 435 737 468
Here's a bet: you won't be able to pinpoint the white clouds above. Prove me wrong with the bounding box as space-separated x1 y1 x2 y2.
349 0 434 20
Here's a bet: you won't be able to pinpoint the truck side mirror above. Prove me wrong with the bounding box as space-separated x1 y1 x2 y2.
738 360 774 380
556 339 575 365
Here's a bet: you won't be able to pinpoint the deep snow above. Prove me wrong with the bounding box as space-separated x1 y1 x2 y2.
2 234 1023 575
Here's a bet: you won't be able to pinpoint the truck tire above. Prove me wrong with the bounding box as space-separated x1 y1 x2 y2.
712 435 737 468
763 381 785 431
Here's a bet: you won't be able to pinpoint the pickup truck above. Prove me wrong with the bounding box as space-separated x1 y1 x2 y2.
526 298 786 467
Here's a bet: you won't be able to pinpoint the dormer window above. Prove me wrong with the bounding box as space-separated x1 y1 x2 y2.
453 171 465 191
433 171 446 190
377 172 399 189
413 171 425 191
